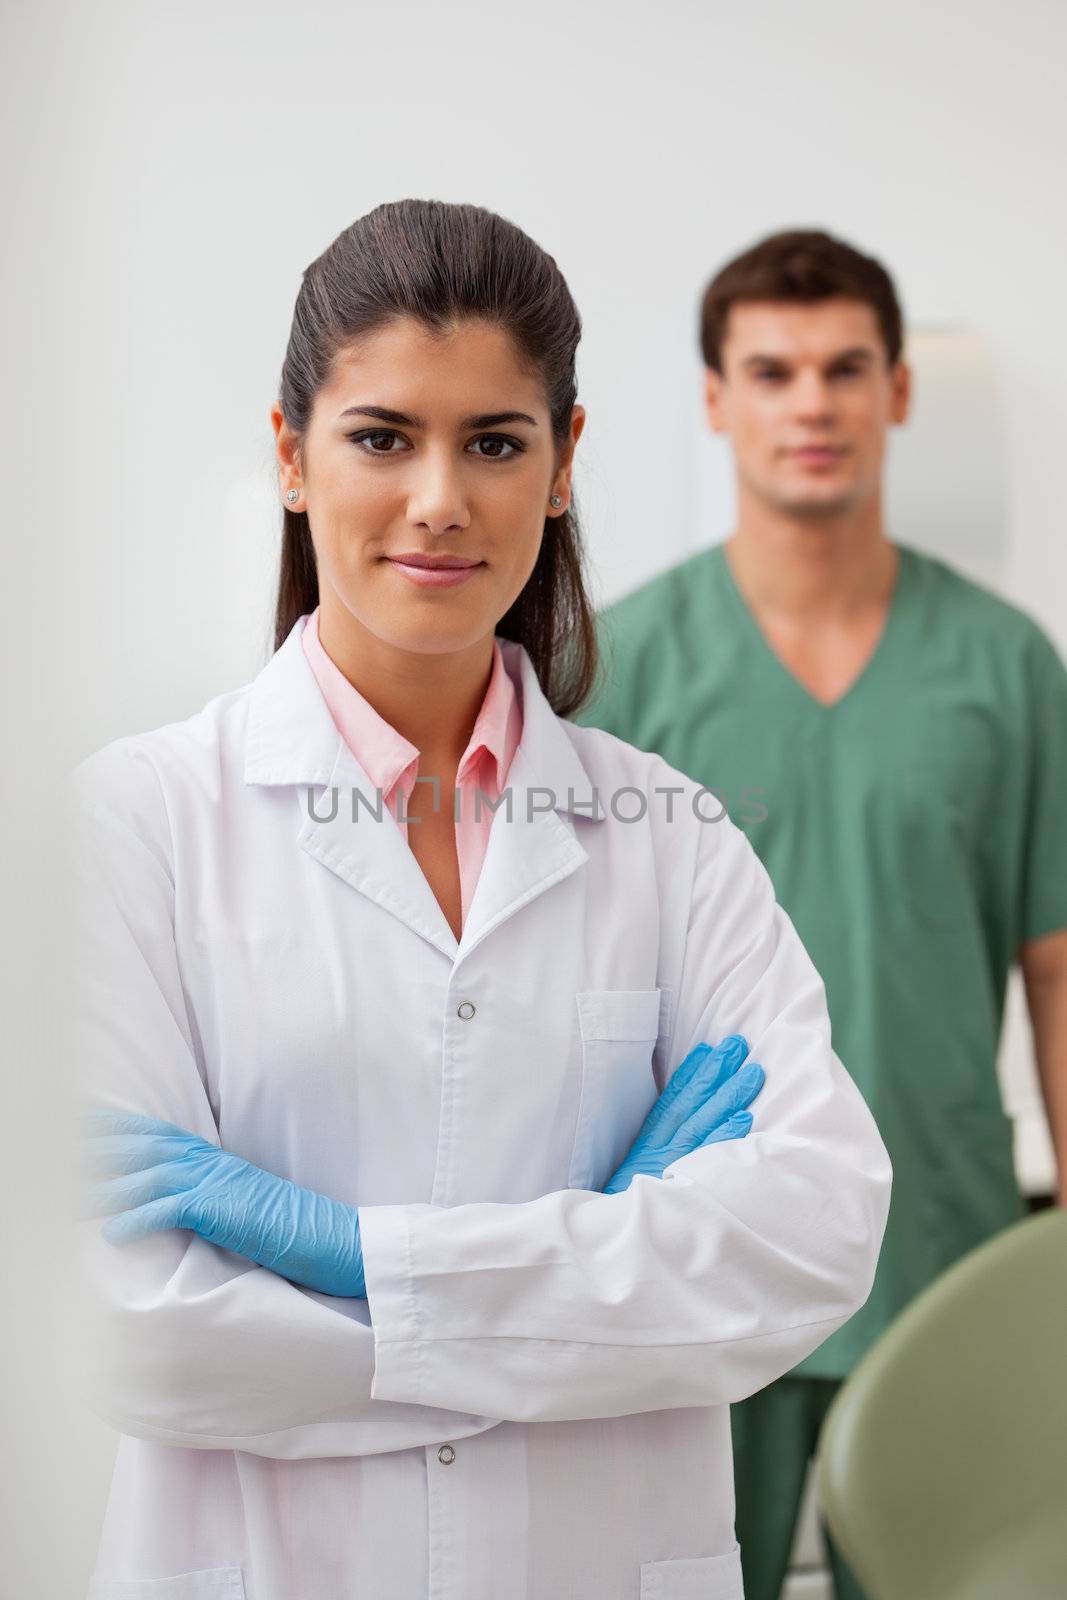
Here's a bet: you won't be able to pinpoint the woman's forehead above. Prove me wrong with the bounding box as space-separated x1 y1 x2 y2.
318 316 547 421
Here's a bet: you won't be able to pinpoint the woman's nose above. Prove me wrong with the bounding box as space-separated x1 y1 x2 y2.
406 453 472 536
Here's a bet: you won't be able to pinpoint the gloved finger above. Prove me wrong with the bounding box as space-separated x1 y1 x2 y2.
662 1035 751 1119
84 1132 195 1177
100 1193 190 1245
637 1035 751 1149
82 1162 195 1219
664 1062 765 1161
698 1110 753 1146
602 1106 755 1194
81 1110 203 1141
602 1151 671 1195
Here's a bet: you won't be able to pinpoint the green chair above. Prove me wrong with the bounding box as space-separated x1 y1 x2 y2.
816 1208 1067 1600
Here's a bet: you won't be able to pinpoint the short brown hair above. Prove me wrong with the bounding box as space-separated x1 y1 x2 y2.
699 229 904 373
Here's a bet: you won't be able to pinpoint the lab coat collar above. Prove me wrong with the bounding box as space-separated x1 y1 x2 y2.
244 618 598 814
243 616 348 787
243 617 602 961
494 638 602 824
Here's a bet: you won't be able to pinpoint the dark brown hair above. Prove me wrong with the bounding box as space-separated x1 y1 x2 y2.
699 228 904 373
273 199 597 717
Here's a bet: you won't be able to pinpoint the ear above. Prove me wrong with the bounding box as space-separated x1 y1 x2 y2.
271 403 303 501
705 367 728 434
548 405 587 515
889 360 912 427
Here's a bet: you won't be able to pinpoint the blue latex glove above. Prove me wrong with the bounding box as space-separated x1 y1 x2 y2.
603 1034 764 1195
83 1111 365 1298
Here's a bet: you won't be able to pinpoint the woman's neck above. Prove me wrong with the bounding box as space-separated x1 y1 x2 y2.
315 596 494 769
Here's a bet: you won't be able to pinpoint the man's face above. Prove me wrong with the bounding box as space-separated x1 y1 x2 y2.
705 298 910 520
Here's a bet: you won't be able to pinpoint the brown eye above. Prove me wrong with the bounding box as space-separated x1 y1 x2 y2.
468 434 523 459
348 429 408 454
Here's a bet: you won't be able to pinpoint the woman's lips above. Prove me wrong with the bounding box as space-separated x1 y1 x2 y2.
384 557 485 588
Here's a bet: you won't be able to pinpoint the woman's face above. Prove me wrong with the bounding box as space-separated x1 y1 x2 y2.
272 315 584 659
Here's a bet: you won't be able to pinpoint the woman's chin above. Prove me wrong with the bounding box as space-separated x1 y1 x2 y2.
377 617 500 658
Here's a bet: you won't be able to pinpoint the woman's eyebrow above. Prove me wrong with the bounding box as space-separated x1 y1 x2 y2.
339 405 420 425
463 410 539 429
338 405 539 429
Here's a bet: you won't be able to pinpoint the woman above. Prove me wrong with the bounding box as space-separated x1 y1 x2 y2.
72 199 891 1600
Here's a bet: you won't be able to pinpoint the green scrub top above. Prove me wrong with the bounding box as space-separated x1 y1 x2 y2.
576 540 1067 1378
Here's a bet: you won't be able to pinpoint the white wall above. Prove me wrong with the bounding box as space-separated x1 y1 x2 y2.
5 0 1065 1592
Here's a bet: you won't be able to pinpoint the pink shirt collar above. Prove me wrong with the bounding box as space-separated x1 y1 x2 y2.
300 606 521 799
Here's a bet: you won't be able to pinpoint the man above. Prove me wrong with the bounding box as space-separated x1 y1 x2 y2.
576 229 1067 1600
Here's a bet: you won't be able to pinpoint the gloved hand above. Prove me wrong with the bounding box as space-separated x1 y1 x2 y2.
82 1111 365 1298
603 1034 764 1195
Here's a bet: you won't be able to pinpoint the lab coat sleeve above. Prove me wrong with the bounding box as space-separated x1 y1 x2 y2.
360 800 893 1423
67 742 499 1458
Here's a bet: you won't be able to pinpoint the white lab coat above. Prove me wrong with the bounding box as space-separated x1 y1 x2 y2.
68 616 891 1600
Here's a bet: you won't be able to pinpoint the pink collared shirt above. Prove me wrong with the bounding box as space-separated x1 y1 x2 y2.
301 607 523 930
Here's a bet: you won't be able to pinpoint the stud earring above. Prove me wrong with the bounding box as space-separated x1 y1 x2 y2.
550 495 563 509
286 488 299 504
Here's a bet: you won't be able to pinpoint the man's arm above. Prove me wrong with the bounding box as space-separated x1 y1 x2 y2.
1019 927 1067 1207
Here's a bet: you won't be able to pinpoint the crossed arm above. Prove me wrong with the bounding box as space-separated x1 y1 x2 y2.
82 1038 764 1299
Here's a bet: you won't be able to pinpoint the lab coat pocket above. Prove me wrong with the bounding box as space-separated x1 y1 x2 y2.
569 988 664 1190
640 1542 744 1598
87 1568 246 1599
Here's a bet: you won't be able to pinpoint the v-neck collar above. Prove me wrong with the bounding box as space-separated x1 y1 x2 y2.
711 539 914 715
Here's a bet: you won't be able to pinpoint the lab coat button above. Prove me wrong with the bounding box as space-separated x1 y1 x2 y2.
437 1444 456 1465
457 1001 476 1020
